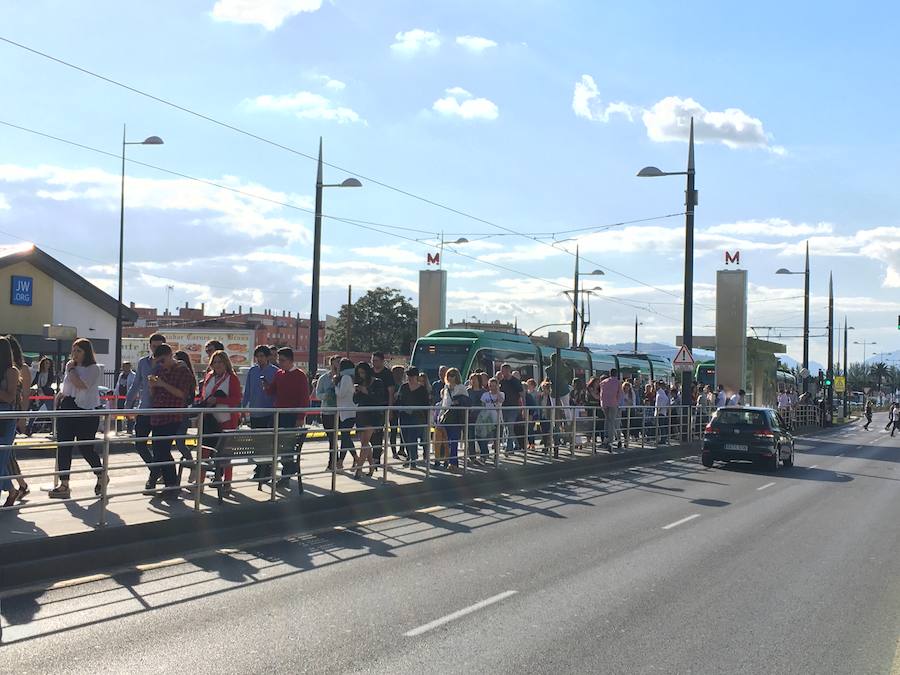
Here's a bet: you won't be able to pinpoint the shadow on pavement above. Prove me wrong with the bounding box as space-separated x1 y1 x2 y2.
717 463 853 483
0 456 712 644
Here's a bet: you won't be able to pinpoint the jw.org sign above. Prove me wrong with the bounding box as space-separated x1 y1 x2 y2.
10 275 33 306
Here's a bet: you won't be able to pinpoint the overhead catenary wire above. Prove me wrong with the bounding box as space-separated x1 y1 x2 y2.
0 35 705 307
0 118 682 321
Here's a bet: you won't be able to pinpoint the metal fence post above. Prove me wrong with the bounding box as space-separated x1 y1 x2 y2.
331 409 338 494
98 412 111 527
271 411 279 502
425 410 432 479
494 408 501 468
591 408 597 455
570 406 576 457
550 405 557 457
52 415 60 489
383 408 390 483
193 412 204 512
462 408 469 475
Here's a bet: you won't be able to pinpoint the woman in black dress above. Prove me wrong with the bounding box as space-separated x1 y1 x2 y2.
352 362 385 479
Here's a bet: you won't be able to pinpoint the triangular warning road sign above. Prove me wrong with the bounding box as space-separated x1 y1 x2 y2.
673 345 695 366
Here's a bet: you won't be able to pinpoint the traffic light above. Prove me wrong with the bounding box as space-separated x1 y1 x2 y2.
818 369 824 387
824 374 833 387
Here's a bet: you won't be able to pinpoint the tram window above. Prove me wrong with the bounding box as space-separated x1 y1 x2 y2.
473 349 538 381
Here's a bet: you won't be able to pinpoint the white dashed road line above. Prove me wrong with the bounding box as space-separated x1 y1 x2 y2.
404 590 518 637
662 514 700 530
757 482 776 491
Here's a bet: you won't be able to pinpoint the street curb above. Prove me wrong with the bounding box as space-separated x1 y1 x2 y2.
0 442 700 593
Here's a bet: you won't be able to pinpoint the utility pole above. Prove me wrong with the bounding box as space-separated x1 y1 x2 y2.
571 246 579 348
803 241 810 393
634 315 639 353
826 272 834 424
345 284 352 357
843 316 849 419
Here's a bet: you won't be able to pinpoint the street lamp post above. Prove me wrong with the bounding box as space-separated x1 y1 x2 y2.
562 285 602 348
634 316 643 354
827 273 834 421
853 339 877 368
116 126 163 375
570 245 604 348
308 137 362 376
637 116 698 402
843 317 849 419
776 241 811 393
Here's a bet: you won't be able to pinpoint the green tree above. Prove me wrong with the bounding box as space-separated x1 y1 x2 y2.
847 362 868 391
870 361 889 391
324 287 418 355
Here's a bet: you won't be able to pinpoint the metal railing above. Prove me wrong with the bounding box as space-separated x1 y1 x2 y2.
0 403 826 525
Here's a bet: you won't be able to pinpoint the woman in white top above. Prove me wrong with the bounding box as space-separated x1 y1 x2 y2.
334 358 358 468
439 368 468 471
49 338 104 500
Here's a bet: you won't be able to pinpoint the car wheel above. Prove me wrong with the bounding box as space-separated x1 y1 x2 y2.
701 454 714 468
783 445 795 468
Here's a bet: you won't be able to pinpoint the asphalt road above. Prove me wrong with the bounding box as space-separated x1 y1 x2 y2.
2 415 898 674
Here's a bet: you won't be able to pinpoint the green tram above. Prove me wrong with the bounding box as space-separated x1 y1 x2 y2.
411 329 674 386
694 359 797 390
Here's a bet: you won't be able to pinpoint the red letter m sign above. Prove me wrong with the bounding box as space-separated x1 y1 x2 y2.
427 252 440 266
725 250 740 265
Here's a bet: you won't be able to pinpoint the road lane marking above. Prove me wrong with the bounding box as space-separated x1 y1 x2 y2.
809 464 818 469
757 482 776 491
662 514 700 530
404 590 518 637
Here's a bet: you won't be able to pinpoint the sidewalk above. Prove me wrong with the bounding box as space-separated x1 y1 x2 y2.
3 426 678 546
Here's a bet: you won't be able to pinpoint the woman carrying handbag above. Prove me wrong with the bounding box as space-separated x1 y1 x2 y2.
198 351 242 493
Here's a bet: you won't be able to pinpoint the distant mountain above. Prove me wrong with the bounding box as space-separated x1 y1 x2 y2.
585 342 714 361
778 354 825 375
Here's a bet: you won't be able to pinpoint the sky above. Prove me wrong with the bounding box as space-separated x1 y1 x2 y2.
1 0 898 366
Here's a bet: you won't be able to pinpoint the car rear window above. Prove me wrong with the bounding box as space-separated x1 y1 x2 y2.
712 410 768 427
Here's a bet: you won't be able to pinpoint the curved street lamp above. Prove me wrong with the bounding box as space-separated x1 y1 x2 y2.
116 128 164 374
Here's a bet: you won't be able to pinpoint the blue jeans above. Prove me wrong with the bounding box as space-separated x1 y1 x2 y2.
502 408 519 451
443 425 461 466
399 417 428 464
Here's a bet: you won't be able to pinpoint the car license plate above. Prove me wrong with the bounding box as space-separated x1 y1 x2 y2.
725 443 748 451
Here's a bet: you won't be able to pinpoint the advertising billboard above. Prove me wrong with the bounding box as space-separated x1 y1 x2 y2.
122 329 255 370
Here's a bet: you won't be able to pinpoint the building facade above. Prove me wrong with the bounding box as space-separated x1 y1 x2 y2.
0 244 136 366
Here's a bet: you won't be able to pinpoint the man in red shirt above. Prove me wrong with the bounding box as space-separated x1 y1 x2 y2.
148 344 195 498
264 347 310 492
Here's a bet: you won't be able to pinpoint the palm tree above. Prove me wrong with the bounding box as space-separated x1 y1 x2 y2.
870 362 889 392
847 362 868 391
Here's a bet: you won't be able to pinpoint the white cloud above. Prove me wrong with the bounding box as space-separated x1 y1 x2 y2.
573 76 784 153
391 29 440 55
211 0 322 30
0 193 9 210
433 87 499 121
456 35 497 52
706 219 834 238
445 86 471 98
312 74 346 91
350 245 421 264
0 163 313 243
245 91 364 124
572 75 637 123
642 96 784 153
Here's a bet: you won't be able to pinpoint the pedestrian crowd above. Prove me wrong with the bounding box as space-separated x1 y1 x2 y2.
0 332 837 509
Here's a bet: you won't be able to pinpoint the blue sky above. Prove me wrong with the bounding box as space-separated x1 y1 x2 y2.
1 0 898 365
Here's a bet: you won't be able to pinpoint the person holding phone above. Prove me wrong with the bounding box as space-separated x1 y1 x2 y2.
199 350 242 493
125 333 167 491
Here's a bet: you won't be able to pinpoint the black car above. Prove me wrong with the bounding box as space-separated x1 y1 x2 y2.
701 406 795 471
